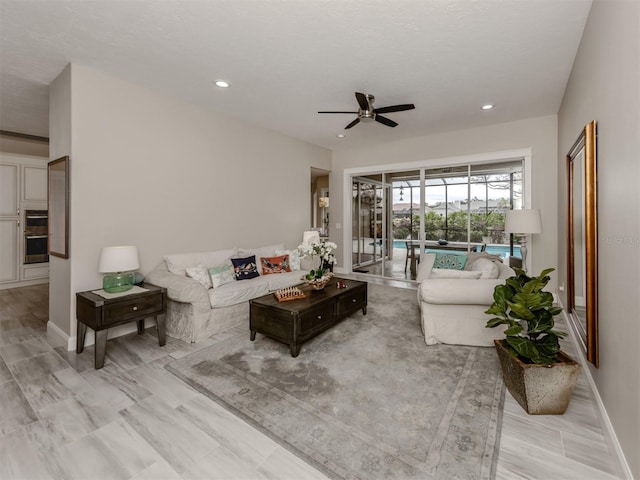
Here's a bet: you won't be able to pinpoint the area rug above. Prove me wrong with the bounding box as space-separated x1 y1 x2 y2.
166 284 505 479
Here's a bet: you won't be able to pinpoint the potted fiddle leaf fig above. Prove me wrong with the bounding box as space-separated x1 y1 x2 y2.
485 267 581 415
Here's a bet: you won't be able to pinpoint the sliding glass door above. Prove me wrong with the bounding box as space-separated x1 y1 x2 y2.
352 176 388 271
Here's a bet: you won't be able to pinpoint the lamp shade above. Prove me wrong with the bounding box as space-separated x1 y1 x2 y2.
302 230 320 245
98 246 140 273
505 209 543 235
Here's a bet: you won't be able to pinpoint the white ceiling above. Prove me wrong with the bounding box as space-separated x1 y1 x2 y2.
0 0 592 151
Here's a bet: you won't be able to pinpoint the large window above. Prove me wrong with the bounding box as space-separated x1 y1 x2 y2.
350 158 524 280
423 161 522 247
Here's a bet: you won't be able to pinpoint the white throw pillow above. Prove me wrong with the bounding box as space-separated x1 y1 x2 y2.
470 258 500 279
185 264 212 288
429 269 482 279
416 253 437 283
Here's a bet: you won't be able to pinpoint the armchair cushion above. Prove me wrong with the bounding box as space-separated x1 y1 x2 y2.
429 269 482 280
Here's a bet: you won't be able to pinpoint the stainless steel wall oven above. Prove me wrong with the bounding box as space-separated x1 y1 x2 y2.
24 209 49 264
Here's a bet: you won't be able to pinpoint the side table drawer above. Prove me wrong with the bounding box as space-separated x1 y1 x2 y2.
104 295 163 326
337 287 366 317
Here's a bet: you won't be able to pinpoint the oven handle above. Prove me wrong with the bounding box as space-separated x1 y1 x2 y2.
26 215 48 219
25 235 48 239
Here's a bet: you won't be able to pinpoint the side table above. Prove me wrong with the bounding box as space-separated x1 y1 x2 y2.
76 283 167 369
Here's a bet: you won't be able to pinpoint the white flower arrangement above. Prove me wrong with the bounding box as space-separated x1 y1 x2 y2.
296 240 337 280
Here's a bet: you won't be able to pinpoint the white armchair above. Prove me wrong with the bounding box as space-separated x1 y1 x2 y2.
416 253 514 347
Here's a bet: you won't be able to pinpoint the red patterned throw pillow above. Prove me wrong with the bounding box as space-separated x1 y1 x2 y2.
261 254 291 275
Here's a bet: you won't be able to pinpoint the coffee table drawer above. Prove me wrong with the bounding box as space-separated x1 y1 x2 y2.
337 287 366 317
300 302 335 336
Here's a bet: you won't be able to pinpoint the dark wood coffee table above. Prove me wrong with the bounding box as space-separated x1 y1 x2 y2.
249 277 367 357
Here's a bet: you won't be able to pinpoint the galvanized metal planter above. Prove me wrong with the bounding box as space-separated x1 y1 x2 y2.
494 340 581 415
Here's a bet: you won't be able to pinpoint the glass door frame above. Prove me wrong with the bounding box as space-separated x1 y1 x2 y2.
351 176 392 269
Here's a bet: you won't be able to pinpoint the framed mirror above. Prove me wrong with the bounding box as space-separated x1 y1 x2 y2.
48 156 69 259
566 121 598 366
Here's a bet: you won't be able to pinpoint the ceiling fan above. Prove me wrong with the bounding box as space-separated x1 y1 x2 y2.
318 92 415 129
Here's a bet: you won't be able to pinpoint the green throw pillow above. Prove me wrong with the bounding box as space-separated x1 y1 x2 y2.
433 252 467 270
208 264 235 288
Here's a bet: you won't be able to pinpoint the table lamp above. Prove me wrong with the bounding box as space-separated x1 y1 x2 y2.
98 245 140 293
302 230 320 246
505 209 542 272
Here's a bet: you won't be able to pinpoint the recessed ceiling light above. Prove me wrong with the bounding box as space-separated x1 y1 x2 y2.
215 80 230 88
482 104 494 110
336 134 345 138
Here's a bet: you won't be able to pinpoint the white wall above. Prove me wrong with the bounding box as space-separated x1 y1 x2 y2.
331 115 558 285
48 64 331 343
557 0 640 476
48 65 72 340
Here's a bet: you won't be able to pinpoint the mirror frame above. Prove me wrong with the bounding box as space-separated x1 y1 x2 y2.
48 156 69 259
566 121 598 367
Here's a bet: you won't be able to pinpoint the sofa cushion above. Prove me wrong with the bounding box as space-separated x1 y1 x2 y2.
429 269 482 279
208 275 270 308
433 252 467 270
164 248 238 276
261 255 291 275
208 264 235 288
239 244 285 275
185 264 212 289
231 256 260 280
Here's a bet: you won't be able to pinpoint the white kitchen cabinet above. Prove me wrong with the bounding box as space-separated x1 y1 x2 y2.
0 164 19 216
23 165 48 201
0 154 49 288
0 218 19 283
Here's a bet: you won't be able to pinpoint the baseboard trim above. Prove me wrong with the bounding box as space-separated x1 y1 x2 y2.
46 320 71 350
559 299 634 480
0 278 48 290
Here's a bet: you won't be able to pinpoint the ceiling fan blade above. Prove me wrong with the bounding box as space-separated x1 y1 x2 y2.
345 118 361 129
355 92 370 111
375 115 398 128
374 104 416 114
318 111 358 114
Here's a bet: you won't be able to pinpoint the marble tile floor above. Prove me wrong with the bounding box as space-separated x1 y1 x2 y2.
0 283 627 480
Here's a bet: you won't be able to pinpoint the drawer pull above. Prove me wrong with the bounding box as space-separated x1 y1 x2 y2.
317 315 322 320
132 306 138 311
352 298 357 303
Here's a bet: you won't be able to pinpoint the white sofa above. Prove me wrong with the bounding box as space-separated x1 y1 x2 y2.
416 252 514 347
145 243 308 343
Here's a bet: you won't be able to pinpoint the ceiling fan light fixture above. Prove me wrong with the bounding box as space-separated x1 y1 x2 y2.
336 134 345 138
215 80 230 88
482 104 494 110
318 92 415 130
